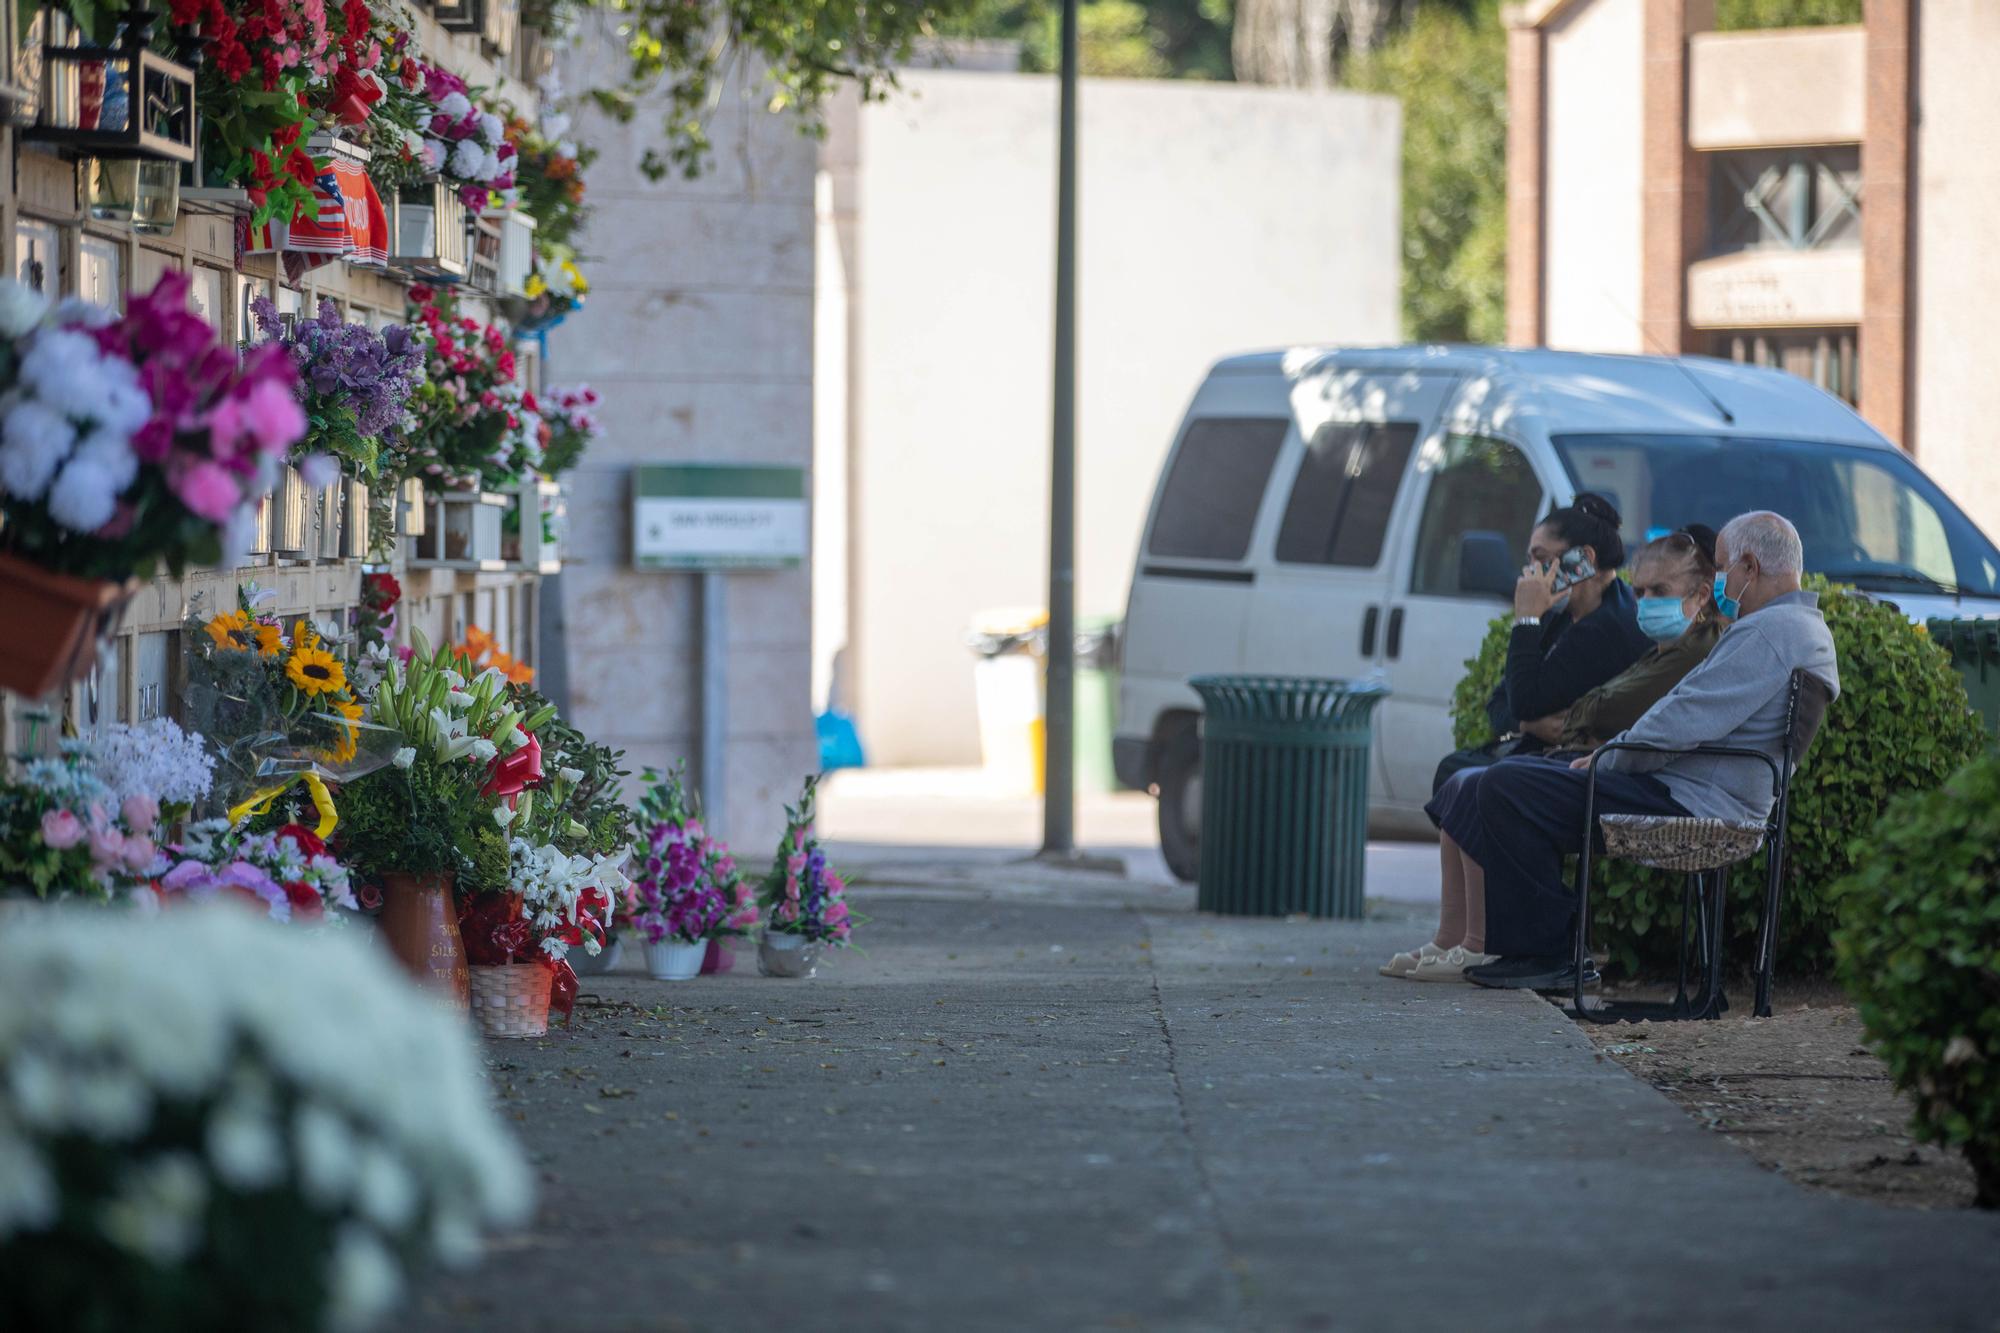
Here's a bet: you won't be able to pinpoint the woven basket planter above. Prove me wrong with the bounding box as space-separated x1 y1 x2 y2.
1599 814 1766 873
468 962 552 1038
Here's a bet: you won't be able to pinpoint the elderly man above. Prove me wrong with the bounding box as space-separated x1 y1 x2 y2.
1455 511 1841 992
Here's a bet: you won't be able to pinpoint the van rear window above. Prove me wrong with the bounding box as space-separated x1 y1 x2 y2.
1145 418 1288 562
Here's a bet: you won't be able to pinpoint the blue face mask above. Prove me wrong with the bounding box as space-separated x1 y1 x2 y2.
1637 597 1691 643
1712 567 1743 620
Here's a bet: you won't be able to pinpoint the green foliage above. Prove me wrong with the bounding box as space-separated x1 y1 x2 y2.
1832 748 2000 1206
1715 0 1863 30
334 756 487 879
940 0 1231 78
1447 579 1987 974
518 689 632 858
1450 613 1512 750
1346 0 1506 343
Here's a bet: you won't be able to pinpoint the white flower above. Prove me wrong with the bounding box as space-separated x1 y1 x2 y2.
299 452 341 489
0 279 49 338
541 111 570 141
442 670 465 689
18 328 100 406
557 139 580 161
206 1098 285 1190
52 296 116 329
46 456 119 532
0 398 77 499
82 718 215 806
97 1153 208 1264
558 767 584 784
504 727 530 753
469 738 498 763
437 91 472 120
0 1132 57 1233
492 805 516 828
74 426 138 491
449 138 485 180
294 1104 355 1208
421 137 446 170
326 1223 403 1331
477 111 504 145
447 690 474 710
353 1144 417 1229
478 148 502 181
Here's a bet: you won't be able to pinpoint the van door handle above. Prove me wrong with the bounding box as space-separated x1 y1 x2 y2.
1386 607 1406 660
1360 606 1380 657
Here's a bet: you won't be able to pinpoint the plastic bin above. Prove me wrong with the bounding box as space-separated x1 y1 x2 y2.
1189 675 1388 918
968 609 1048 796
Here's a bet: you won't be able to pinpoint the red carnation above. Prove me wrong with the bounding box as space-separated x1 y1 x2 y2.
276 823 327 858
285 880 324 922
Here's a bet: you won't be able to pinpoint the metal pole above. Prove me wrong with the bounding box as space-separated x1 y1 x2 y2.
700 570 727 838
1040 0 1079 858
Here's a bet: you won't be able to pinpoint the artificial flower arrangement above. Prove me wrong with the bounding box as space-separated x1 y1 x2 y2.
403 285 524 491
0 907 532 1332
629 764 756 980
155 820 360 924
185 586 370 813
755 776 854 976
514 247 589 333
251 296 426 484
502 77 596 261
402 58 515 209
0 274 303 697
163 0 328 223
535 384 602 478
355 570 401 652
0 719 214 905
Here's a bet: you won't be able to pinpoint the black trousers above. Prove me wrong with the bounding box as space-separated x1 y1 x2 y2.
1458 755 1686 959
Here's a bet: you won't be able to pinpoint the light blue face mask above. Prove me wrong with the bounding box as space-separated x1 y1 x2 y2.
1637 597 1691 643
1712 566 1743 620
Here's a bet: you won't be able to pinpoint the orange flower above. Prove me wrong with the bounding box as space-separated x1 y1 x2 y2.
461 624 496 664
489 649 535 686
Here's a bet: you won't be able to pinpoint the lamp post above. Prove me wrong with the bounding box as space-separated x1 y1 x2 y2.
1039 0 1080 861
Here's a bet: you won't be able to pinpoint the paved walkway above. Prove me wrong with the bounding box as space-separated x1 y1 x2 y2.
416 874 2000 1332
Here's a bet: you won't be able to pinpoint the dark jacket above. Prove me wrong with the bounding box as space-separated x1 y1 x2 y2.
1495 578 1651 734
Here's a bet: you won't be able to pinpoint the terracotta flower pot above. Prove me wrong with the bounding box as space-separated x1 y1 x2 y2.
0 553 136 700
377 871 470 1009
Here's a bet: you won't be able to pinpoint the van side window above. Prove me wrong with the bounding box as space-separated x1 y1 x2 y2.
1410 435 1543 596
1145 418 1289 562
1275 421 1419 568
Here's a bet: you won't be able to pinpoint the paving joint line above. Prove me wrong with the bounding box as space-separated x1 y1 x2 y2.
1138 911 1251 1324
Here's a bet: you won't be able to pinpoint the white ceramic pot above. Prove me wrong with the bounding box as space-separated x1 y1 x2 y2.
645 938 707 981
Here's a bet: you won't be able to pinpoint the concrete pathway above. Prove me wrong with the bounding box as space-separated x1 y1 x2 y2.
415 875 2000 1332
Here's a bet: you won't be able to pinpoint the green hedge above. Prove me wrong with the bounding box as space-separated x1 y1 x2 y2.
1446 578 1986 975
1833 749 2000 1206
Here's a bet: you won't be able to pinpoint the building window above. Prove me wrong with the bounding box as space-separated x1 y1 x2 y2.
1714 328 1858 406
1708 147 1861 254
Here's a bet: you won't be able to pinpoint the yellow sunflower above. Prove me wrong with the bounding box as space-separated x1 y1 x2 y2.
205 610 253 652
328 698 363 763
286 644 347 698
250 621 285 657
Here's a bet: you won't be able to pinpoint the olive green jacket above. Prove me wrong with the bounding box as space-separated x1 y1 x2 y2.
1559 617 1724 749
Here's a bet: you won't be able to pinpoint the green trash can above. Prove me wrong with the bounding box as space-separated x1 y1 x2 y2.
1925 617 2000 739
1190 675 1387 919
1074 617 1120 794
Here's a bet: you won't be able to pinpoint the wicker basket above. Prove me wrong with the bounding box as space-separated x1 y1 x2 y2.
468 963 553 1038
1599 814 1766 872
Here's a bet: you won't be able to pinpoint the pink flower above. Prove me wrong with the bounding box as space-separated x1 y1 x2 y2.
784 875 800 902
172 460 242 522
825 900 850 926
88 824 125 865
121 794 159 833
207 396 246 457
131 417 176 462
121 834 157 870
241 378 306 453
40 809 83 849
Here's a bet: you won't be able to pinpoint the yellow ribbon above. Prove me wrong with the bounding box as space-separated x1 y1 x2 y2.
226 772 338 839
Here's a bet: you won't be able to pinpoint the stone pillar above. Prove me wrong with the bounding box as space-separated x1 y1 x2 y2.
1640 0 1713 356
1505 20 1546 347
1861 0 1914 450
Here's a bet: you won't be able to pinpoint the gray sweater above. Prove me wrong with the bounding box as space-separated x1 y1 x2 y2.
1597 590 1840 824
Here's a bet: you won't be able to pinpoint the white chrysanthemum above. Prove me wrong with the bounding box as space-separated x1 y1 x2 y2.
206 1098 286 1190
468 738 497 763
449 138 484 180
0 279 50 338
478 148 502 181
437 91 472 120
391 747 415 770
0 398 78 499
294 1105 356 1209
0 1131 57 1235
327 1223 403 1331
84 719 215 807
558 767 583 784
476 111 503 145
93 355 153 435
421 137 446 170
51 296 116 330
47 456 119 532
352 1143 418 1230
221 503 258 569
97 1153 208 1264
17 328 100 404
73 426 139 491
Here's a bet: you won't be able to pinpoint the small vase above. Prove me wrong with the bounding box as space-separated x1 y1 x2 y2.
700 938 735 976
758 930 820 979
0 553 136 700
644 938 707 981
377 871 470 1009
468 963 553 1038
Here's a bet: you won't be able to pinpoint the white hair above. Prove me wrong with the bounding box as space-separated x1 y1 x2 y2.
1719 511 1804 577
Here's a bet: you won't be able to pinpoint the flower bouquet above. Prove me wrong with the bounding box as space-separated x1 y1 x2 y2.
629 766 727 980
755 777 853 978
251 297 425 485
0 720 213 907
403 59 515 210
155 821 358 925
403 286 522 492
517 697 635 975
0 906 532 1332
164 0 328 224
0 274 303 697
356 570 401 653
535 384 602 478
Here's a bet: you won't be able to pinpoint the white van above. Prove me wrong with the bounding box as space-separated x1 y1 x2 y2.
1115 346 2000 879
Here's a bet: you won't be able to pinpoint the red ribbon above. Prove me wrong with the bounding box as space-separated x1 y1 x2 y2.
481 732 543 803
547 958 577 1016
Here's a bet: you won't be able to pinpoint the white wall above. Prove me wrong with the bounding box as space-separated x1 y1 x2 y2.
550 18 819 851
1914 0 2000 537
832 73 1400 765
1542 0 1646 353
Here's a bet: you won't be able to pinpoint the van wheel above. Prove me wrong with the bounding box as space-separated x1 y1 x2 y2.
1156 726 1201 883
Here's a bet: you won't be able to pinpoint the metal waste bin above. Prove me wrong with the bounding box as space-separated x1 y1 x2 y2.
1190 675 1388 918
1926 618 2000 739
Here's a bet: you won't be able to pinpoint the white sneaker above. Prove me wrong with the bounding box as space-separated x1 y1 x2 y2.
1379 942 1445 978
1409 946 1499 982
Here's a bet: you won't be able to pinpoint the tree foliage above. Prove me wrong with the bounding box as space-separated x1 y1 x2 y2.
1715 0 1863 31
1345 0 1504 343
939 0 1233 79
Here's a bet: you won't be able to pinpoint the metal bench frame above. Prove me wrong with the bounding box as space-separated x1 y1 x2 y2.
1571 669 1832 1024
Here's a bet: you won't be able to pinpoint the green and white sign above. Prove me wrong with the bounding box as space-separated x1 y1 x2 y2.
632 463 808 570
